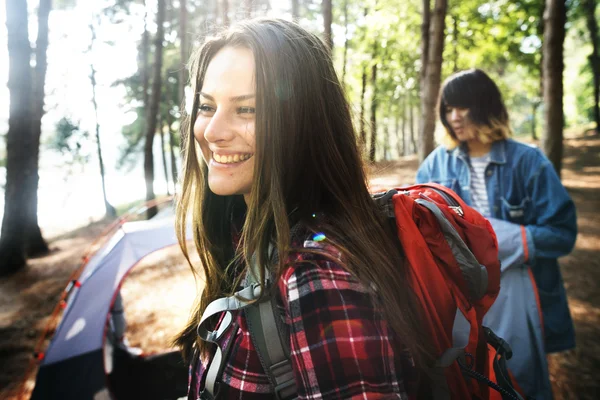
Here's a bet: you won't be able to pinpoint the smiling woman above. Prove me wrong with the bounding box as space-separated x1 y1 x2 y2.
174 18 432 400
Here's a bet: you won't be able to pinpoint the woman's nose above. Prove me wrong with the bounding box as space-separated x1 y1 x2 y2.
203 109 234 143
450 109 460 121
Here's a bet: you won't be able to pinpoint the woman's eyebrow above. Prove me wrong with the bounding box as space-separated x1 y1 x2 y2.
199 92 255 102
231 94 255 102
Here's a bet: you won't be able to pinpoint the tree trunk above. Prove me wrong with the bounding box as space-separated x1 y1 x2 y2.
410 93 416 154
174 0 186 188
159 115 171 195
396 111 402 157
420 0 431 87
532 103 538 140
179 0 187 111
419 0 447 163
585 0 600 132
359 68 367 152
401 94 407 156
142 1 150 113
222 0 229 26
1 0 32 274
323 0 333 50
369 45 378 163
144 0 166 219
342 0 349 85
383 100 392 160
89 22 116 219
242 0 252 18
452 14 458 72
291 0 299 19
542 0 566 176
167 105 178 191
26 0 51 256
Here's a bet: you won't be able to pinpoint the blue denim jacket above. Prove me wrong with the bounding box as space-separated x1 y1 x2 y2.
416 139 577 353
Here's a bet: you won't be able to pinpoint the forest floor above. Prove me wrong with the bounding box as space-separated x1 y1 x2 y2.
1 131 599 399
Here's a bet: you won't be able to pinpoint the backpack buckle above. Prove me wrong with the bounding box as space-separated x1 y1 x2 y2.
484 326 513 360
274 378 296 400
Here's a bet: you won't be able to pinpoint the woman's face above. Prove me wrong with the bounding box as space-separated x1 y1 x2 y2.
194 46 256 201
445 106 476 142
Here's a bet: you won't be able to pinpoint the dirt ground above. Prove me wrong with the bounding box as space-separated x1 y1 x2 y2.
1 132 599 399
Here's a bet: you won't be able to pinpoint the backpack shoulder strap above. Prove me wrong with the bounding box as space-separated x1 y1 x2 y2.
245 253 297 400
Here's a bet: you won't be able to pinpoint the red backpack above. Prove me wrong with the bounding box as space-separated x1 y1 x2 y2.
376 183 523 400
195 183 525 400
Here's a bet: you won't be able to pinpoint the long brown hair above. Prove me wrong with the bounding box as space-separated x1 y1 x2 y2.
175 18 432 370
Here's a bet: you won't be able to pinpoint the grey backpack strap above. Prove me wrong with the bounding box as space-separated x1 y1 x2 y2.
198 284 262 398
245 249 298 400
415 199 488 300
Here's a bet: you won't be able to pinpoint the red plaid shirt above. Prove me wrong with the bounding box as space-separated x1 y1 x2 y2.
189 230 417 399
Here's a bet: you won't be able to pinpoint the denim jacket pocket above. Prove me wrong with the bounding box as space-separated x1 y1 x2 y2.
500 196 531 224
536 284 573 339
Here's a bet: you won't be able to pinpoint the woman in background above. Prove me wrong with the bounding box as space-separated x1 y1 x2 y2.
416 68 577 399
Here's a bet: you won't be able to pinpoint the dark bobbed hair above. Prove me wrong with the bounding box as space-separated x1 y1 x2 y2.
438 69 511 148
174 18 432 371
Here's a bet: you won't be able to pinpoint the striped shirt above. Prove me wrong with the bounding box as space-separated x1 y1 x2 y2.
188 225 417 399
469 154 491 217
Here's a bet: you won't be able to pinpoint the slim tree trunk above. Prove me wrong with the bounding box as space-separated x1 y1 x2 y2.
369 44 378 163
323 0 333 50
179 0 187 110
359 68 368 151
585 0 600 132
89 21 116 218
167 105 178 190
342 0 349 85
242 0 252 18
159 116 171 195
383 100 392 160
410 93 416 154
532 103 538 140
142 1 150 113
542 0 566 176
140 0 150 160
395 111 402 157
1 0 32 274
144 0 166 219
401 94 407 156
452 14 458 72
174 0 186 188
419 0 447 163
291 0 299 19
420 0 431 87
26 0 51 256
222 0 229 26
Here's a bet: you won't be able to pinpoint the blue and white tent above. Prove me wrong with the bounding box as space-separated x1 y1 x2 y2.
31 210 192 400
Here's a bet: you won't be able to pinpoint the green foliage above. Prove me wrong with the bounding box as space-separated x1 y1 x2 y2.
49 117 91 165
99 0 596 165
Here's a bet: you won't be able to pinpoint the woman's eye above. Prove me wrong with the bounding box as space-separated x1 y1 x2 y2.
199 104 215 113
237 107 256 115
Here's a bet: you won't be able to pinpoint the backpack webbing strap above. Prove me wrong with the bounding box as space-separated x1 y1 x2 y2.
415 199 488 300
245 297 297 399
197 284 261 398
245 251 297 400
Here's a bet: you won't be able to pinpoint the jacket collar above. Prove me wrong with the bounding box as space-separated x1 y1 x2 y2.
448 140 507 165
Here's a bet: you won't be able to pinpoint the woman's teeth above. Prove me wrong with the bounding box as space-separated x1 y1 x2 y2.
213 153 252 164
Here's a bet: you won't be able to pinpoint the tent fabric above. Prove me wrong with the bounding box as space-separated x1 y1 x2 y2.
32 213 192 400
